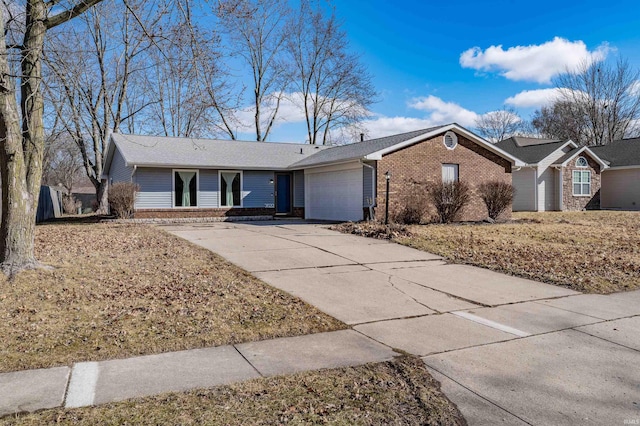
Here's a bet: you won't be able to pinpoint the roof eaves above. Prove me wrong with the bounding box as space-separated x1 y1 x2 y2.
552 146 610 169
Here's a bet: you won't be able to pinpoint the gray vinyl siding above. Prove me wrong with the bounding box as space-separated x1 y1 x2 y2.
134 168 172 209
362 162 376 207
512 168 536 211
293 170 304 207
110 148 133 183
243 170 274 208
537 148 568 211
199 169 219 207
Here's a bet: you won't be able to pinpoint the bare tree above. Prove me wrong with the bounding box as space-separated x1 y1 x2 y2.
42 132 85 194
43 0 166 213
475 106 522 143
533 59 640 146
288 2 375 145
217 0 291 141
1 0 104 275
144 18 234 138
531 101 587 142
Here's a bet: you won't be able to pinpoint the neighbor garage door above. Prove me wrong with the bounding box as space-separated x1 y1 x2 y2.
305 163 363 221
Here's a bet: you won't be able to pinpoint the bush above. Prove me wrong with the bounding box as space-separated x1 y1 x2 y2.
478 181 515 220
426 181 470 223
392 183 429 224
61 194 81 215
108 182 139 219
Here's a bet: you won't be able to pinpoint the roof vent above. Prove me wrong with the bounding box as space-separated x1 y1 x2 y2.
443 131 458 150
360 133 364 142
300 148 303 154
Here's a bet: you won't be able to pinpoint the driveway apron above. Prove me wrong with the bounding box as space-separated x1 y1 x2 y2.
166 221 640 426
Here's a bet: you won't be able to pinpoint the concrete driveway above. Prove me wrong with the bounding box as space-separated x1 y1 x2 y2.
165 220 640 425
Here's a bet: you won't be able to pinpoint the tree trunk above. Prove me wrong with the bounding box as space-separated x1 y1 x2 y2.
0 0 47 275
95 178 109 214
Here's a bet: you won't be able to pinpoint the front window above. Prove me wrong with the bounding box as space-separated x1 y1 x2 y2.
442 164 459 183
573 170 591 196
174 170 197 207
220 171 241 207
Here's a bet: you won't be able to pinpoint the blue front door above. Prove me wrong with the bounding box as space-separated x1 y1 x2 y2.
276 174 292 214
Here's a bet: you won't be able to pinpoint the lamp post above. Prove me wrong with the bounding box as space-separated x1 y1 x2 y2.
384 171 391 225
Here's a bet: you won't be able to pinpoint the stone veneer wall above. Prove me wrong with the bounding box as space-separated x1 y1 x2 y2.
562 155 602 210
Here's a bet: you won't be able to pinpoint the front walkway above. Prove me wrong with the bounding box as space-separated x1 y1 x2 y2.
0 330 395 417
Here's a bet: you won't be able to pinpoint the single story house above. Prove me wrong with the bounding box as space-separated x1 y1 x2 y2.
495 136 640 211
102 123 524 222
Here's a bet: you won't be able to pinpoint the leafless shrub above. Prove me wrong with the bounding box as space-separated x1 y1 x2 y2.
427 181 470 223
331 222 411 240
479 181 515 220
108 182 140 219
61 194 81 215
392 183 429 224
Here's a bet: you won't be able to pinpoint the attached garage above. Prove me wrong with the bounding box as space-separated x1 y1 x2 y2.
600 168 640 210
304 162 363 221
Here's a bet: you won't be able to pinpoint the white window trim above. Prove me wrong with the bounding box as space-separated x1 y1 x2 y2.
443 131 458 150
576 156 588 168
442 163 459 183
172 169 199 208
572 170 591 197
218 170 244 208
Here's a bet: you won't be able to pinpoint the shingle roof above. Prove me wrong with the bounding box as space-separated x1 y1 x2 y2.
109 133 329 170
289 126 447 168
552 148 581 165
495 137 570 164
589 138 640 167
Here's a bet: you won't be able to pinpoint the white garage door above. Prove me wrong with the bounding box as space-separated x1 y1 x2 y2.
306 165 363 221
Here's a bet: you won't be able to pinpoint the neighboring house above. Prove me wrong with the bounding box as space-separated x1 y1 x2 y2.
590 138 640 210
102 123 523 222
497 136 640 211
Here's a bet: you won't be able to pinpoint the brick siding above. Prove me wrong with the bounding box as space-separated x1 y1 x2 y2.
562 155 602 210
376 133 513 222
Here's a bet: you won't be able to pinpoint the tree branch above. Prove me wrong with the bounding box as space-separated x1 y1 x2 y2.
45 0 104 29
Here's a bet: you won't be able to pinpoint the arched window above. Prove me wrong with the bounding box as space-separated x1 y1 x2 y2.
576 156 588 168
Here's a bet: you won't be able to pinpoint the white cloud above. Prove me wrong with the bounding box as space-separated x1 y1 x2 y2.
360 116 442 138
504 88 564 108
460 37 611 84
359 95 480 137
408 95 479 127
234 92 308 135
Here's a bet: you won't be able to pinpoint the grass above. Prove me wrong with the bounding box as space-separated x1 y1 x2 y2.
0 221 344 373
336 211 640 294
0 356 466 426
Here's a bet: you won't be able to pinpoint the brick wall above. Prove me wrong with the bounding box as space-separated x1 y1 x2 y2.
376 133 513 222
562 155 602 210
133 207 302 219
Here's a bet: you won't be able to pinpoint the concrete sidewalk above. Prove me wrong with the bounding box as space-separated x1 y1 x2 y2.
166 221 640 426
0 329 395 417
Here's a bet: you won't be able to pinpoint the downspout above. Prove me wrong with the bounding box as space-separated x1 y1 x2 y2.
361 161 376 221
130 164 137 182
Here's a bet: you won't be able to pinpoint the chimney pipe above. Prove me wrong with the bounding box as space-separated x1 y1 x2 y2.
360 133 364 142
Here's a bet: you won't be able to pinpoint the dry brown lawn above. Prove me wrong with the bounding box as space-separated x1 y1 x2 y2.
398 211 640 294
0 356 466 426
0 220 344 373
335 211 639 294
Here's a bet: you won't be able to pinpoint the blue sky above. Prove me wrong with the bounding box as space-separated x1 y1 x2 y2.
247 0 640 142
